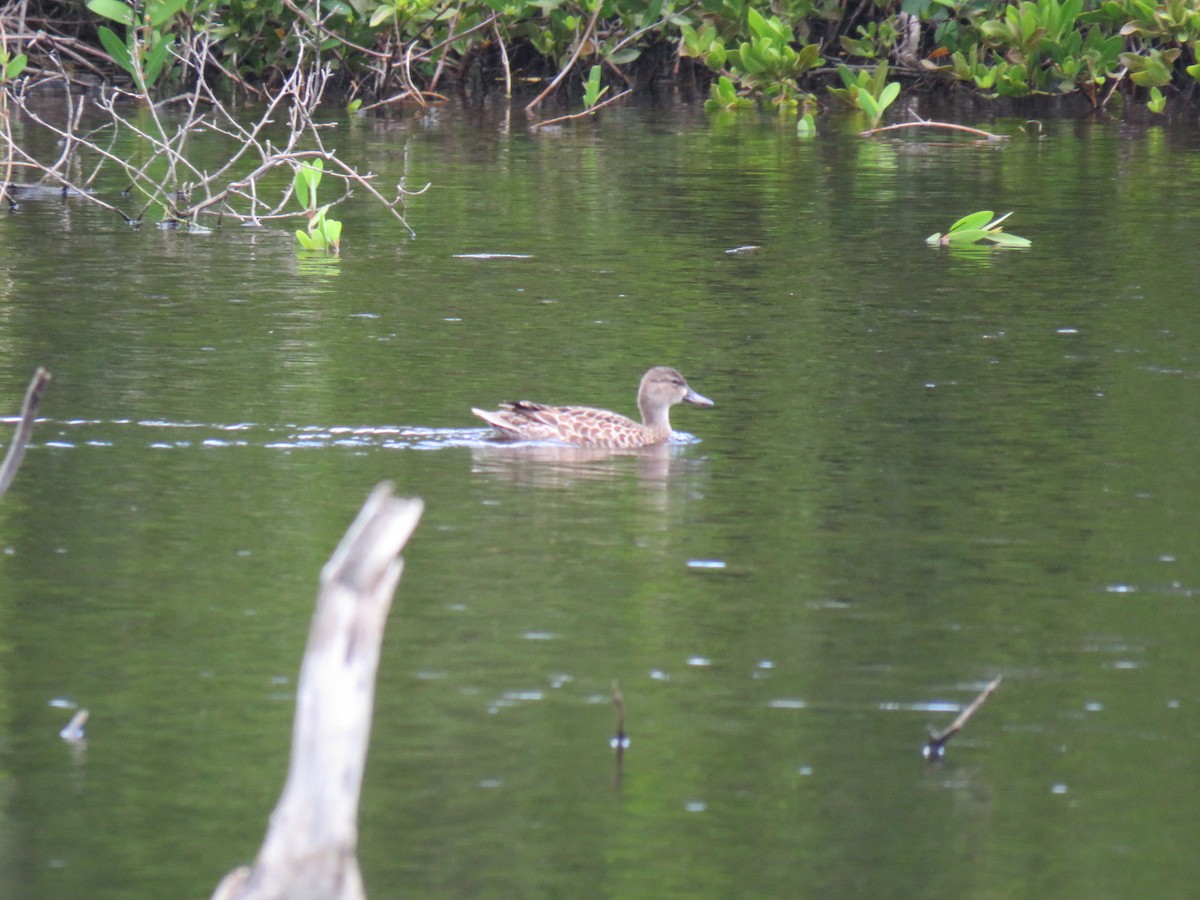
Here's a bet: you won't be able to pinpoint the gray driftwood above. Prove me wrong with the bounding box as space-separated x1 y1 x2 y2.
212 483 424 900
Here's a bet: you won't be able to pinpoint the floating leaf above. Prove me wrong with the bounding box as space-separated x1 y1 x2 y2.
948 209 995 232
986 231 1032 247
946 228 991 243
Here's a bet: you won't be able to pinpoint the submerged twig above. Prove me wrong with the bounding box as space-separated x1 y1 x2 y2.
0 367 51 499
60 709 89 742
529 89 632 130
924 674 1003 760
859 120 1007 141
611 681 628 752
611 681 628 788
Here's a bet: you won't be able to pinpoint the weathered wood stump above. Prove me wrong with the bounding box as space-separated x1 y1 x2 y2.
212 483 424 900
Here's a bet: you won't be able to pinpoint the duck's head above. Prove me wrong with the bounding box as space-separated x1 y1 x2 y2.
639 367 714 424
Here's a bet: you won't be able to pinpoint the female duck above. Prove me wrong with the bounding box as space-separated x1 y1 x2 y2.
472 366 713 449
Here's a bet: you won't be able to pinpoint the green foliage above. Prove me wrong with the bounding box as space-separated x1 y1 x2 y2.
1116 0 1200 44
582 64 608 109
727 8 823 108
679 22 729 69
829 62 901 126
839 19 901 59
87 0 186 89
704 74 755 110
294 161 343 255
50 0 1200 114
1120 46 1181 86
1 48 28 82
926 210 1032 248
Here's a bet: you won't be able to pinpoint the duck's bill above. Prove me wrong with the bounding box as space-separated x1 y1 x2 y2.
685 389 715 407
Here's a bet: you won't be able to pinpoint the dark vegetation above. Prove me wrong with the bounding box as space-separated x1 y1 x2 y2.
3 0 1200 113
1 0 1196 236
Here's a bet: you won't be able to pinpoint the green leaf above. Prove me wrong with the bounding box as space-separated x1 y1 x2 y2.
746 7 768 39
949 209 995 232
88 0 135 25
4 52 27 80
369 5 396 27
945 228 991 244
878 80 901 111
97 25 135 77
149 0 189 27
608 47 641 65
796 43 824 72
986 231 1033 247
296 230 321 250
293 166 310 202
583 64 605 107
926 232 944 245
323 218 343 247
143 36 174 86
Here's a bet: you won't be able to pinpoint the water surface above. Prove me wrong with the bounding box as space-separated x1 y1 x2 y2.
2 100 1200 898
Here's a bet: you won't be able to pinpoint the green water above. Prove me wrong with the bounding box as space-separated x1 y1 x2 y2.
2 102 1200 898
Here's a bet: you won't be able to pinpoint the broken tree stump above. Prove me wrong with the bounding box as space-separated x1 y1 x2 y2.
212 483 424 900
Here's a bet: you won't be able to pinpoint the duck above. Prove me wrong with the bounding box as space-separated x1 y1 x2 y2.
472 366 714 449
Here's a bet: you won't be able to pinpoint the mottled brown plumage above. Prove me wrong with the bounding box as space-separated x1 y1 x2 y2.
472 366 714 449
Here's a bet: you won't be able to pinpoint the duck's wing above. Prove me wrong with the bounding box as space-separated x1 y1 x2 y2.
473 402 653 448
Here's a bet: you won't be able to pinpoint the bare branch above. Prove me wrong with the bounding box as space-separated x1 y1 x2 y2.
924 674 1003 760
525 1 605 112
0 368 52 500
529 88 633 130
860 120 1007 141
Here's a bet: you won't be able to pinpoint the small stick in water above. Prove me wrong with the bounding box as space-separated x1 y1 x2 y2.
60 709 89 742
0 367 52 499
611 681 628 789
610 681 629 752
924 674 1002 761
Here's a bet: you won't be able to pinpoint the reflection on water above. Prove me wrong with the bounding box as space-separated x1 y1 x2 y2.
470 440 707 487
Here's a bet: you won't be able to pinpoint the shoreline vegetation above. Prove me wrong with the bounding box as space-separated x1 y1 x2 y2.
1 0 1199 114
2 0 1196 237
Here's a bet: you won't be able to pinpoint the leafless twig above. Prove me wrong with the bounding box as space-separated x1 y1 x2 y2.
924 674 1003 760
860 119 1007 141
529 88 632 130
1 19 424 235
